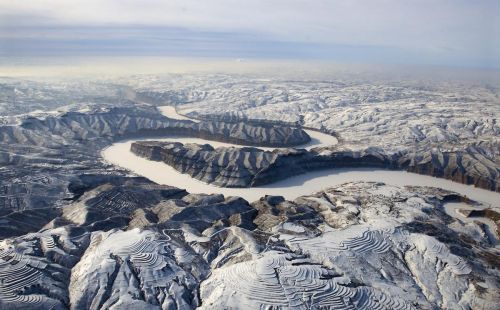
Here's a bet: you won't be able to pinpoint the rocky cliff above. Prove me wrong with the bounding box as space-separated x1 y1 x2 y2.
17 106 310 147
397 145 500 192
130 141 391 187
131 140 500 191
0 106 309 212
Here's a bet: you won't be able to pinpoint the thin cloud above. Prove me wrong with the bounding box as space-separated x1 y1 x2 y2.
0 0 498 67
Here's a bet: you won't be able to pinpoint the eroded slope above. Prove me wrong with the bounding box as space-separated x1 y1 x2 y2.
0 179 498 309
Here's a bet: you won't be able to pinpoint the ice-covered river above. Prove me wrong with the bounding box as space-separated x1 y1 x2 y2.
157 106 339 150
101 106 499 206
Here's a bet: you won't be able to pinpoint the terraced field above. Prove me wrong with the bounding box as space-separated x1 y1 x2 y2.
0 74 499 309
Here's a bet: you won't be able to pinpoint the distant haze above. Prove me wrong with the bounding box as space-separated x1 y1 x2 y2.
1 1 499 68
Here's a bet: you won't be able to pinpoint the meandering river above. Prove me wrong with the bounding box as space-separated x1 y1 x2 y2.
158 106 339 150
102 106 499 207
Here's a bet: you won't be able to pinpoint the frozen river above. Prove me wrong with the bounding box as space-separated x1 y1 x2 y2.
101 106 500 206
102 139 499 205
158 106 339 150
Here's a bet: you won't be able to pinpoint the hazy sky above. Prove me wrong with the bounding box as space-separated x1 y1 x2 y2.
1 0 499 68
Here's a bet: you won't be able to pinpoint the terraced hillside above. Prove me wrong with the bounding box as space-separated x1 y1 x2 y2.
0 179 498 309
0 74 499 309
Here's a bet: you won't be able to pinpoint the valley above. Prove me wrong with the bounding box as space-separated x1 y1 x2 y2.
0 73 498 309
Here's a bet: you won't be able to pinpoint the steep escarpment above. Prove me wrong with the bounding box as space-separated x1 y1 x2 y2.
194 120 310 147
17 106 310 148
397 145 500 192
131 142 280 187
131 140 500 191
0 106 309 212
130 141 392 187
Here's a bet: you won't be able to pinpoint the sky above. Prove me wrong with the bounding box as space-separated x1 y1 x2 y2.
0 0 499 68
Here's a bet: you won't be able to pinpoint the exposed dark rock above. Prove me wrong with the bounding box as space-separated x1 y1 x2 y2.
458 208 500 237
131 140 500 192
17 106 310 148
0 207 62 238
0 106 309 212
3 181 497 309
130 141 392 187
398 147 500 192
